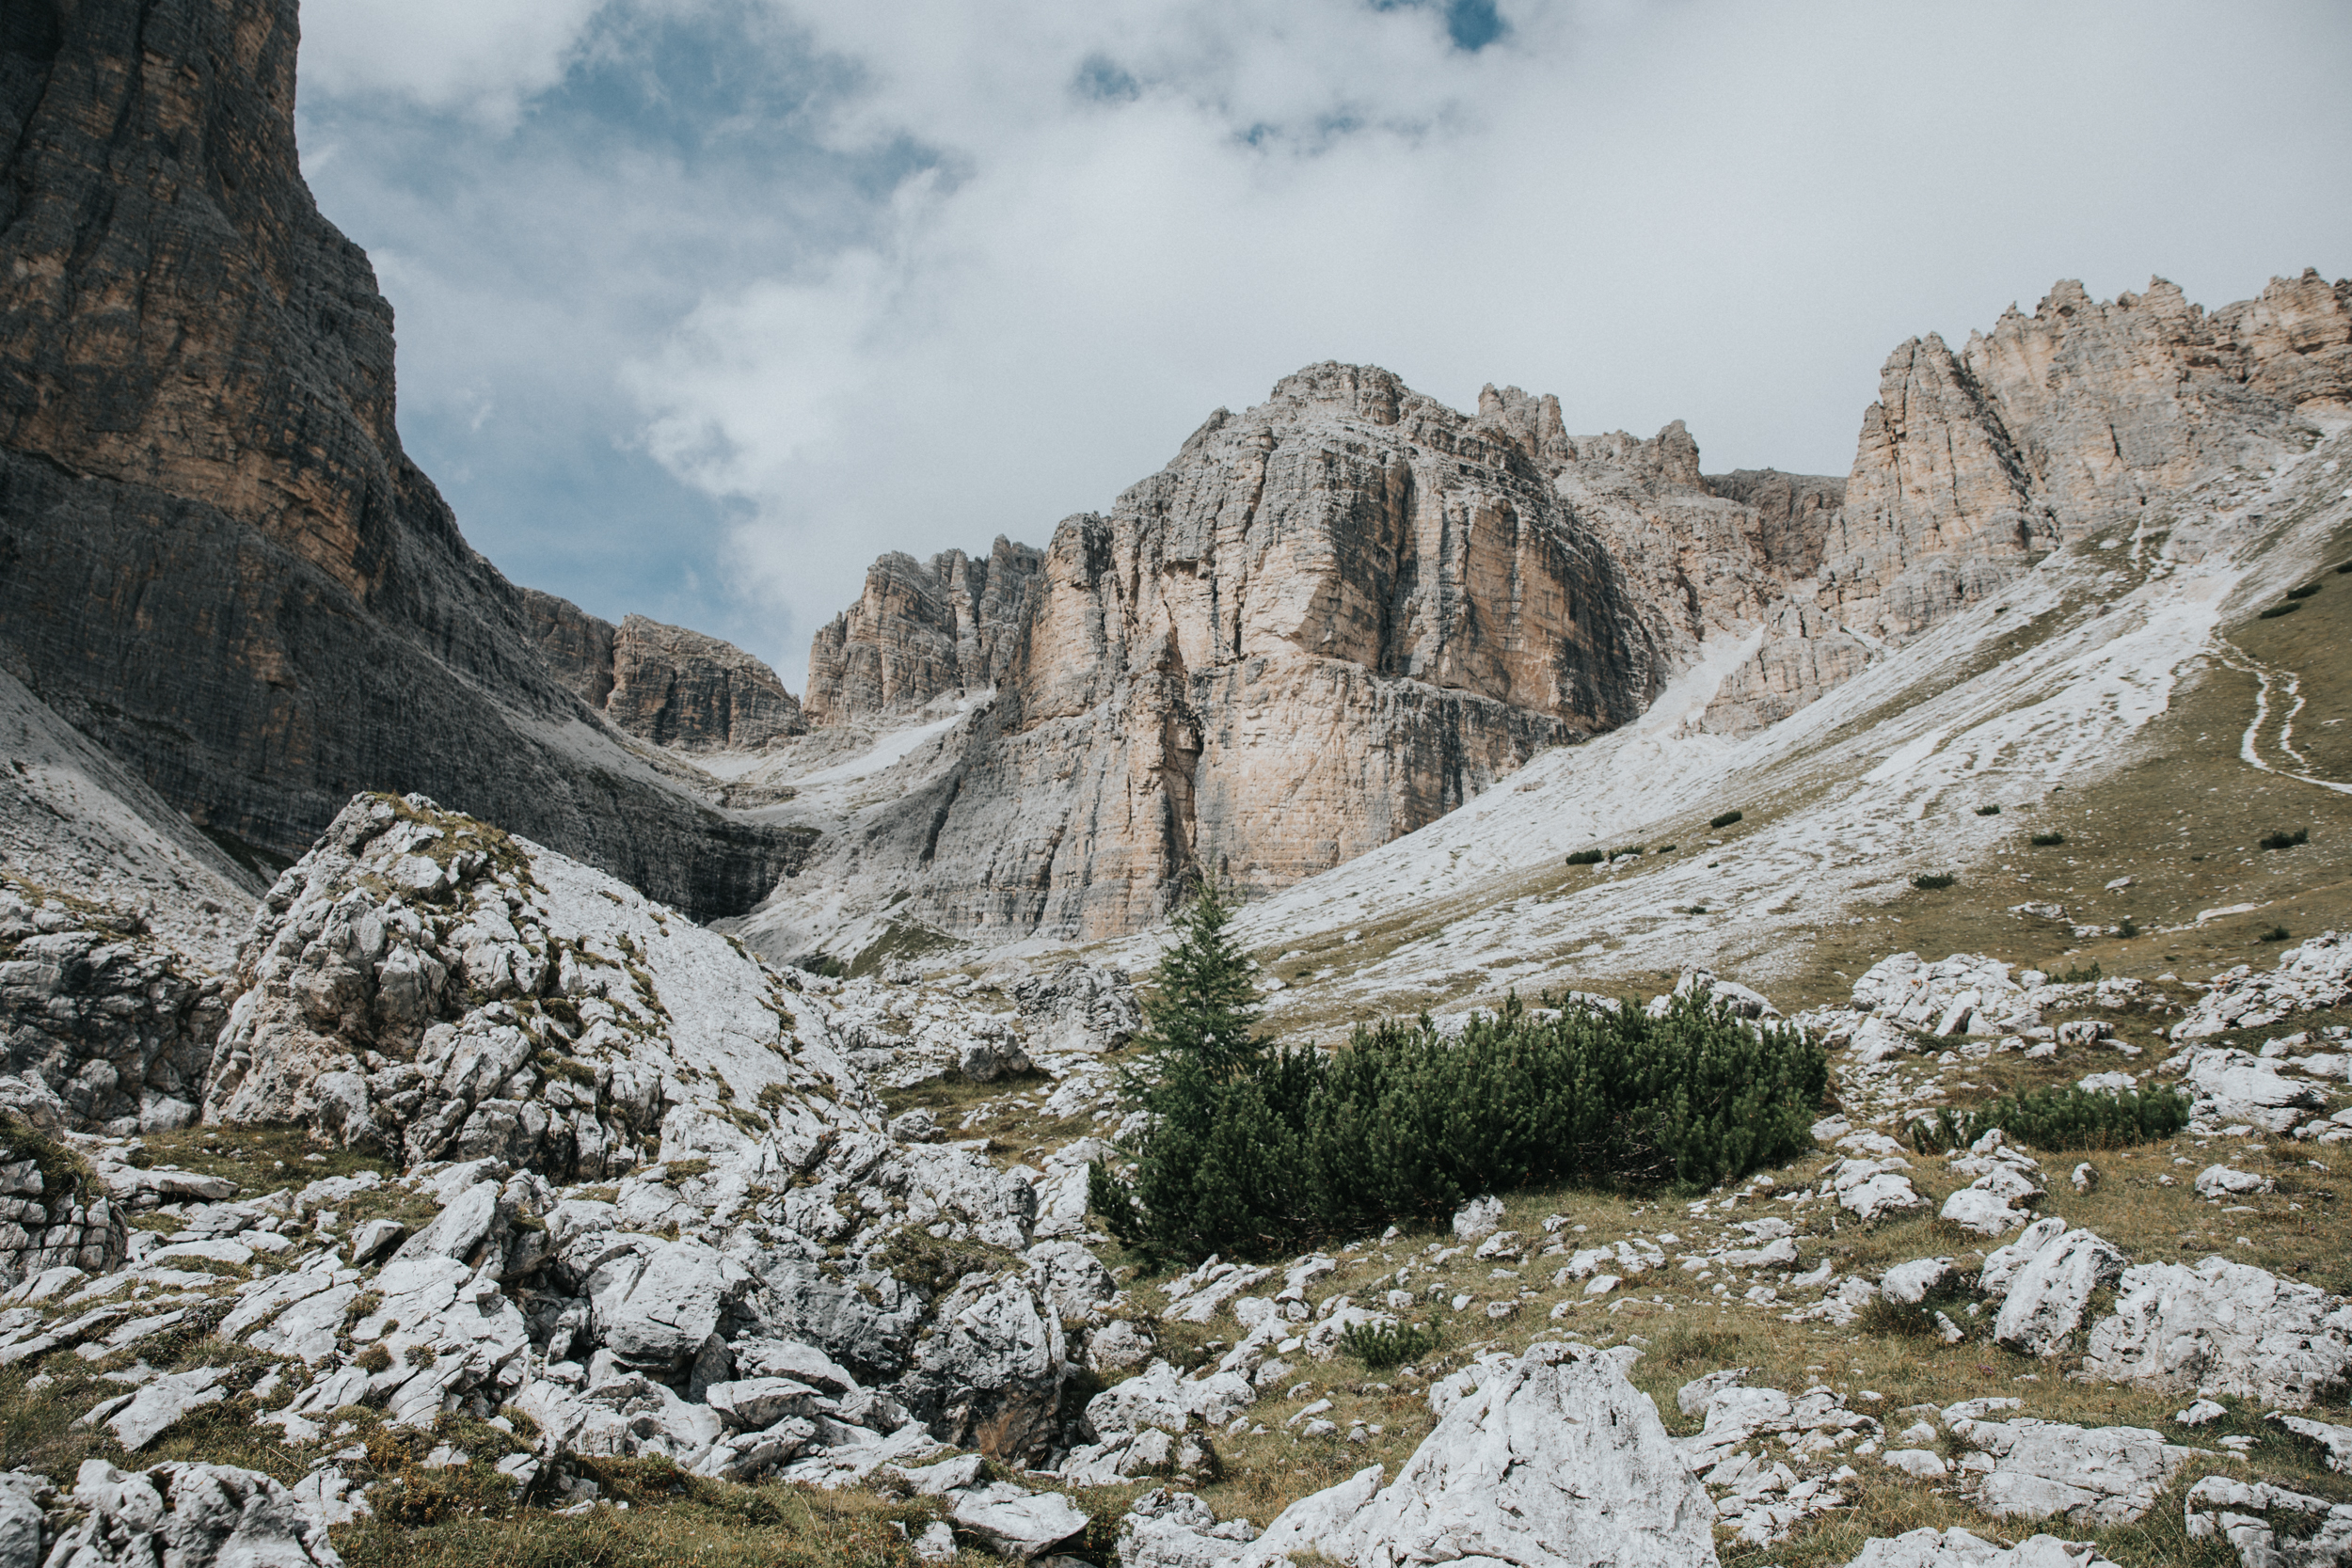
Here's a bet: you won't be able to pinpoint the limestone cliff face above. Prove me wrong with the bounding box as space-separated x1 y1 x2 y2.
804 540 1043 726
518 592 803 752
1821 273 2352 642
779 365 1795 943
0 0 803 920
773 274 2346 950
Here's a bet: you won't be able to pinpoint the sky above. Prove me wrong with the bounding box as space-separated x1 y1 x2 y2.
294 0 2352 690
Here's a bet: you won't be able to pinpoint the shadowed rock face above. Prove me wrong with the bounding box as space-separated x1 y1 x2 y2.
0 0 804 920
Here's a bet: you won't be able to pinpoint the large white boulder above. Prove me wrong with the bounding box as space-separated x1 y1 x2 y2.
1236 1343 1716 1568
1851 954 2028 1036
44 1459 341 1568
2182 1474 2352 1566
1946 1414 2201 1525
1993 1230 2125 1356
1842 1528 2119 1567
2194 1053 2326 1134
202 794 873 1180
2082 1256 2352 1408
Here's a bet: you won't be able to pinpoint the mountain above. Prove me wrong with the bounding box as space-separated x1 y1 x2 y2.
731 273 2350 964
0 0 803 921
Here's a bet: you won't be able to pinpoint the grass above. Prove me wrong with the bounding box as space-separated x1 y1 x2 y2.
337 1473 935 1568
136 1124 397 1188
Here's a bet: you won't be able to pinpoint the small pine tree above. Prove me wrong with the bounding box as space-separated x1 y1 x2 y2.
1136 879 1263 1079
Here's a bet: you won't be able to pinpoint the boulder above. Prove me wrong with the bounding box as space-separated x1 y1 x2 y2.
946 1483 1089 1560
1979 1217 2068 1295
1451 1196 1504 1242
2083 1256 2352 1408
900 1273 1068 1462
1994 1229 2125 1356
2193 1164 2274 1198
1942 1188 2030 1238
1009 963 1143 1054
1880 1259 1957 1306
2173 932 2352 1039
2184 1474 2352 1565
1235 1343 1716 1568
1947 1415 2200 1525
101 1368 230 1452
1117 1488 1262 1568
2270 1413 2352 1475
589 1240 748 1372
1825 1159 1926 1222
1842 1528 2121 1567
44 1459 341 1568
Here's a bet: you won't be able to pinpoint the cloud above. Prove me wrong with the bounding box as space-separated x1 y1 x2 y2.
300 0 609 125
295 0 2352 691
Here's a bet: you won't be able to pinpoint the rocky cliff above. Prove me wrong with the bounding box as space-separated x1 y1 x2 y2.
1820 273 2352 643
748 364 1855 950
519 592 803 752
0 0 805 922
804 540 1045 727
756 273 2350 954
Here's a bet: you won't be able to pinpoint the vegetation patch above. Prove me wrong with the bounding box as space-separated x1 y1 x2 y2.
1565 849 1604 866
1975 804 2002 816
1911 874 1957 891
2258 603 2302 619
2259 829 2310 850
1709 810 1744 829
1336 1320 1441 1370
1091 887 1829 1264
2029 831 2067 847
1906 1085 2190 1154
2286 583 2322 600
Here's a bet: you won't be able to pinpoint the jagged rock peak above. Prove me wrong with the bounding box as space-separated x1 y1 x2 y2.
517 590 803 752
804 538 1044 728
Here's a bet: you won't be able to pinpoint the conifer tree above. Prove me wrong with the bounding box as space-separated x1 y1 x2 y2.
1133 878 1263 1079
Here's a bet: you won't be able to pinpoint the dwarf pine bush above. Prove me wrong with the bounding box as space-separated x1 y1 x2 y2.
1092 904 1828 1263
1907 1084 2189 1154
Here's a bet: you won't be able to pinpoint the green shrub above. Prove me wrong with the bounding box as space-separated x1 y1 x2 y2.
1337 1320 1440 1370
2118 917 2139 939
2259 828 2309 850
1613 847 1645 860
1906 1085 2189 1154
1656 844 1676 853
1709 810 1743 830
2029 831 2066 847
2338 561 2352 575
1975 804 2002 816
1912 873 1956 891
2261 925 2292 942
1095 980 1828 1264
1565 849 1604 866
2286 583 2322 600
2258 603 2301 620
2047 959 2103 983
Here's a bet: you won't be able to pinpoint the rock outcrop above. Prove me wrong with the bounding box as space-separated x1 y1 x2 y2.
1820 274 2352 642
0 0 805 921
201 793 865 1178
805 541 1045 727
519 593 803 752
0 883 228 1134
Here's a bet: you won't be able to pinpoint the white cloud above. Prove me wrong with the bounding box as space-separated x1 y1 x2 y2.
300 0 607 125
295 0 2352 690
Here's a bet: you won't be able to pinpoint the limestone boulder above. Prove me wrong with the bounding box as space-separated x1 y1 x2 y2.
45 1459 340 1568
1994 1230 2125 1356
1235 1342 1717 1568
2082 1256 2352 1408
